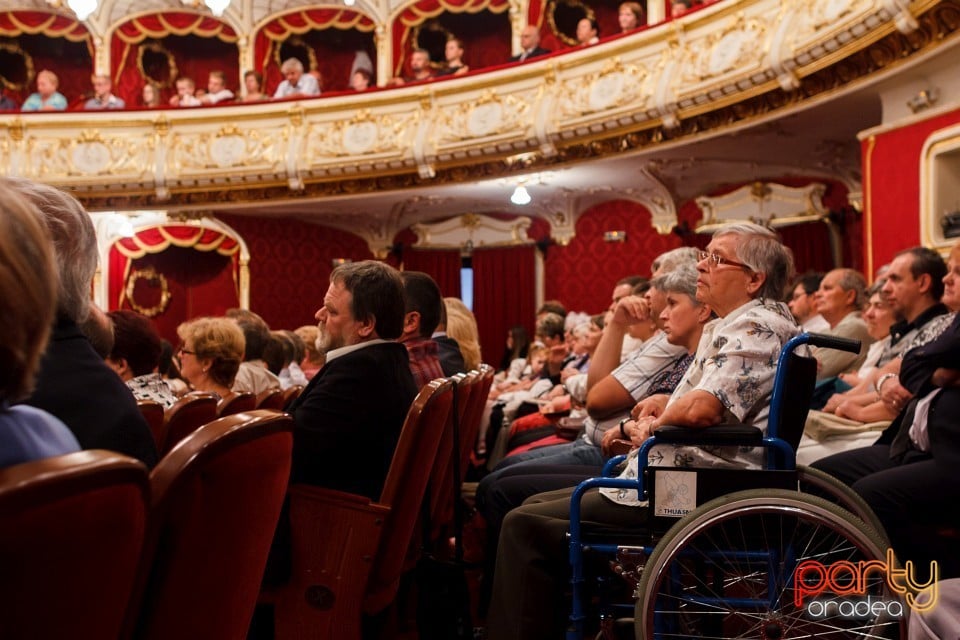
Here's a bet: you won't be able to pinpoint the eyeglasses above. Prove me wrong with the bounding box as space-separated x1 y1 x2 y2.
697 250 752 271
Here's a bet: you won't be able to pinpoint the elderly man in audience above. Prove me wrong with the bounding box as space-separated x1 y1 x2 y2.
84 74 125 110
398 271 446 388
9 178 157 468
21 69 67 111
227 308 282 395
813 240 960 571
286 261 418 500
811 268 873 380
510 25 551 62
486 223 799 640
176 317 245 398
0 180 80 468
273 58 320 99
105 310 178 408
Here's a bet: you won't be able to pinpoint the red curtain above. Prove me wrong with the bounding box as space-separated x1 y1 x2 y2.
253 9 376 94
392 0 510 74
472 245 536 367
403 248 462 298
0 11 91 108
110 12 238 107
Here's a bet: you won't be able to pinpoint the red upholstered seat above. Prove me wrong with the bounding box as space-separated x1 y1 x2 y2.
279 384 304 408
270 377 455 640
0 451 149 640
217 390 257 417
161 392 218 455
137 399 166 451
256 388 286 410
124 409 293 640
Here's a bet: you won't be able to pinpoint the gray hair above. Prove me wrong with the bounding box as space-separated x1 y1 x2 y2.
5 178 98 323
714 223 794 301
651 246 700 275
651 264 699 301
280 57 305 74
833 268 868 309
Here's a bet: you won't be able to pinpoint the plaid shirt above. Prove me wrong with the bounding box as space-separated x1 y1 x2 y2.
403 337 446 389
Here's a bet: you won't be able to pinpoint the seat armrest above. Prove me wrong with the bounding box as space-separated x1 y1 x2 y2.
608 439 633 457
653 424 763 446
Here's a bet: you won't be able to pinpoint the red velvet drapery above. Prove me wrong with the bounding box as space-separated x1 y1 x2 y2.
392 0 510 75
472 245 536 367
110 12 238 107
108 226 242 345
254 9 376 94
0 11 91 107
402 248 463 298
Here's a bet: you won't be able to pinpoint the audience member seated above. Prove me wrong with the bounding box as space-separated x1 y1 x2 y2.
10 178 157 468
169 77 201 107
278 330 310 389
444 297 483 371
84 74 125 110
839 282 897 388
200 70 235 105
810 268 873 380
141 83 161 107
432 300 467 376
486 223 799 640
610 275 649 357
671 0 695 17
576 18 600 46
498 325 530 373
226 308 282 395
175 316 245 398
286 260 418 499
293 324 324 380
436 37 470 77
389 48 435 86
105 310 178 409
21 69 67 112
0 88 17 110
398 271 445 388
618 1 645 32
241 70 268 102
788 271 829 332
812 240 960 574
349 68 373 91
0 179 80 468
273 58 320 99
511 25 551 62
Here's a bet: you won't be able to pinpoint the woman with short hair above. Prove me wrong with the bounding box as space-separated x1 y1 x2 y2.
176 317 245 397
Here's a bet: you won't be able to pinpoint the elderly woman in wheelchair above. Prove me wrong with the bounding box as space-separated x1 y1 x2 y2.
486 223 902 640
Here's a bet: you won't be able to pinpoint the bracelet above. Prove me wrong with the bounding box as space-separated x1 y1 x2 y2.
619 418 629 439
876 372 897 399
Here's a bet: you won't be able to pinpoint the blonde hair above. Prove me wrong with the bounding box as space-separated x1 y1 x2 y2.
294 324 324 366
444 298 482 371
176 317 245 388
37 69 59 88
0 180 58 401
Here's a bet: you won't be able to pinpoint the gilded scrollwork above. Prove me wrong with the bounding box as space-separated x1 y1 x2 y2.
556 57 651 117
435 89 533 143
169 125 283 172
681 13 767 82
305 109 409 159
25 130 151 179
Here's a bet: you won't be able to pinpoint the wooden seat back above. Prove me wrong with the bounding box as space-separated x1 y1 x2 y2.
217 391 257 417
280 384 304 408
137 399 166 451
126 410 293 640
161 392 218 455
256 388 286 410
0 451 149 640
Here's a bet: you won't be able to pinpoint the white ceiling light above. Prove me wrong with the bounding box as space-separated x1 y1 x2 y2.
510 185 531 206
180 0 231 16
46 0 97 20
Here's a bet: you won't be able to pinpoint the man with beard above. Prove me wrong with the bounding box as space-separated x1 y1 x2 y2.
286 261 418 500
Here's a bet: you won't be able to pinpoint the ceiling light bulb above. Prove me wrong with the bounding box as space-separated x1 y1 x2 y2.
67 0 97 19
344 0 356 6
204 0 230 16
511 185 531 206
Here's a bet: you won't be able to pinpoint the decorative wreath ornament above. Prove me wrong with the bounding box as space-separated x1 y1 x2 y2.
126 266 171 318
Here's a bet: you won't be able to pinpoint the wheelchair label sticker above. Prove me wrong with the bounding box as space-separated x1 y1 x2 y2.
653 470 696 517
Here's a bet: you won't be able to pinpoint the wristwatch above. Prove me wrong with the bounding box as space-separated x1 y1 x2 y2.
619 418 629 438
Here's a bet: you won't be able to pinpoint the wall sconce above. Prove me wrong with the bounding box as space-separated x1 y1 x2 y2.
331 258 352 267
603 230 627 243
906 88 939 114
510 185 531 206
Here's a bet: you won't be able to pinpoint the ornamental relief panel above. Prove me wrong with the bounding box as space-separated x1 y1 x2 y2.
681 14 768 83
169 125 284 173
26 130 151 179
304 109 412 161
434 89 534 143
557 58 651 118
788 0 874 43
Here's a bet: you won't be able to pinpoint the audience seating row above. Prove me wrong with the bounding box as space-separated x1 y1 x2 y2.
0 410 294 640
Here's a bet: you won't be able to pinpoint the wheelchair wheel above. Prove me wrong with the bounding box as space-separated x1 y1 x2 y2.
635 489 904 640
796 465 888 543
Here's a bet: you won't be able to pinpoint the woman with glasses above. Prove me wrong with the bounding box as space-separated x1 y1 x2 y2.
175 317 245 398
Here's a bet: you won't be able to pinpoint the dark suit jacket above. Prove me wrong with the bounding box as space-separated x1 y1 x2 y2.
287 341 418 500
434 335 466 376
510 47 551 62
22 315 158 468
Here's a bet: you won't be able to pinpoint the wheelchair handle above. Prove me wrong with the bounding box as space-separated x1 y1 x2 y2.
801 332 861 354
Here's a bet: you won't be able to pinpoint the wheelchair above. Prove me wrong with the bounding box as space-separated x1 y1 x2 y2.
566 333 907 640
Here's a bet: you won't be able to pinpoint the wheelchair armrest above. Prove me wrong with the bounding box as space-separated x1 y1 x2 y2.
653 424 763 446
803 332 861 353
